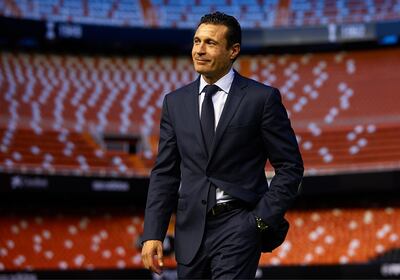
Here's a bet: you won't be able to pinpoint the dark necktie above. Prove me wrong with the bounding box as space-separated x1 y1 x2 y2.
200 84 220 212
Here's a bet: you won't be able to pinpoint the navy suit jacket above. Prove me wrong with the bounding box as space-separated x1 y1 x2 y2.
143 71 304 265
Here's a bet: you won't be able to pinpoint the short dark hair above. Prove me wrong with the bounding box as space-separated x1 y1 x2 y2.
198 11 242 48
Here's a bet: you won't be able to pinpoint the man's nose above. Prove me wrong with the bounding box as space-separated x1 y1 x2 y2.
196 43 206 54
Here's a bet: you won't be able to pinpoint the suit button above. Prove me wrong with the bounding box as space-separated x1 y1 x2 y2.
201 200 207 205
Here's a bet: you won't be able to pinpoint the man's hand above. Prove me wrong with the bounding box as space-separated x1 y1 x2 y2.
141 240 164 274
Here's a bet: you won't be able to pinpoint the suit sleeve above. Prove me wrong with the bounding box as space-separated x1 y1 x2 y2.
254 88 304 228
142 96 181 242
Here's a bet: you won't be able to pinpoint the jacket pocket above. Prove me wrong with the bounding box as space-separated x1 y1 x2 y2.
177 197 187 211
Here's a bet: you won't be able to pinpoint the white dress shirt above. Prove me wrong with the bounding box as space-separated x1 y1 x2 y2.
198 68 235 204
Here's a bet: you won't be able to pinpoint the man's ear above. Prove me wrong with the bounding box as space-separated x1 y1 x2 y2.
230 43 241 60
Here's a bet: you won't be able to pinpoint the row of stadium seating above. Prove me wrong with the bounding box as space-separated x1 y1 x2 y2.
1 124 399 176
0 128 148 176
0 206 399 270
1 0 399 28
1 48 399 176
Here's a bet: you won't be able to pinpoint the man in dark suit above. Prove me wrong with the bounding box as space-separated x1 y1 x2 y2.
142 12 303 279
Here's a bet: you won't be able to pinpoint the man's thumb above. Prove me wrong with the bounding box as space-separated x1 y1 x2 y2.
157 243 164 266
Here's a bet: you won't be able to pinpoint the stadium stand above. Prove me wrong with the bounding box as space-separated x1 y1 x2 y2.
0 206 399 270
1 2 400 278
1 0 400 28
1 48 400 176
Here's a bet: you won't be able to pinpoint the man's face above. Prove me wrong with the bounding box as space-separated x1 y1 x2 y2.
192 23 240 83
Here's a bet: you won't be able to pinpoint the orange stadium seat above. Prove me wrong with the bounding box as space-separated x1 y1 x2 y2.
0 207 399 270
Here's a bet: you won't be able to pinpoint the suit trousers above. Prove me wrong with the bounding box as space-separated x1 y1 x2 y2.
177 207 262 279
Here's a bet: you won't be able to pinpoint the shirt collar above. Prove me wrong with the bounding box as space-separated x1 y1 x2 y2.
199 68 235 95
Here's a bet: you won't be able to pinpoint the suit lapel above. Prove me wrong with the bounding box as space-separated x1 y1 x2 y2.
184 77 209 157
208 72 248 163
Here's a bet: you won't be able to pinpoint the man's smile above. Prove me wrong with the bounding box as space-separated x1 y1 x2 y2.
195 59 210 64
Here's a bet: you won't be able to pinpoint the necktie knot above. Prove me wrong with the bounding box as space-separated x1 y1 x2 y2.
203 85 220 99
